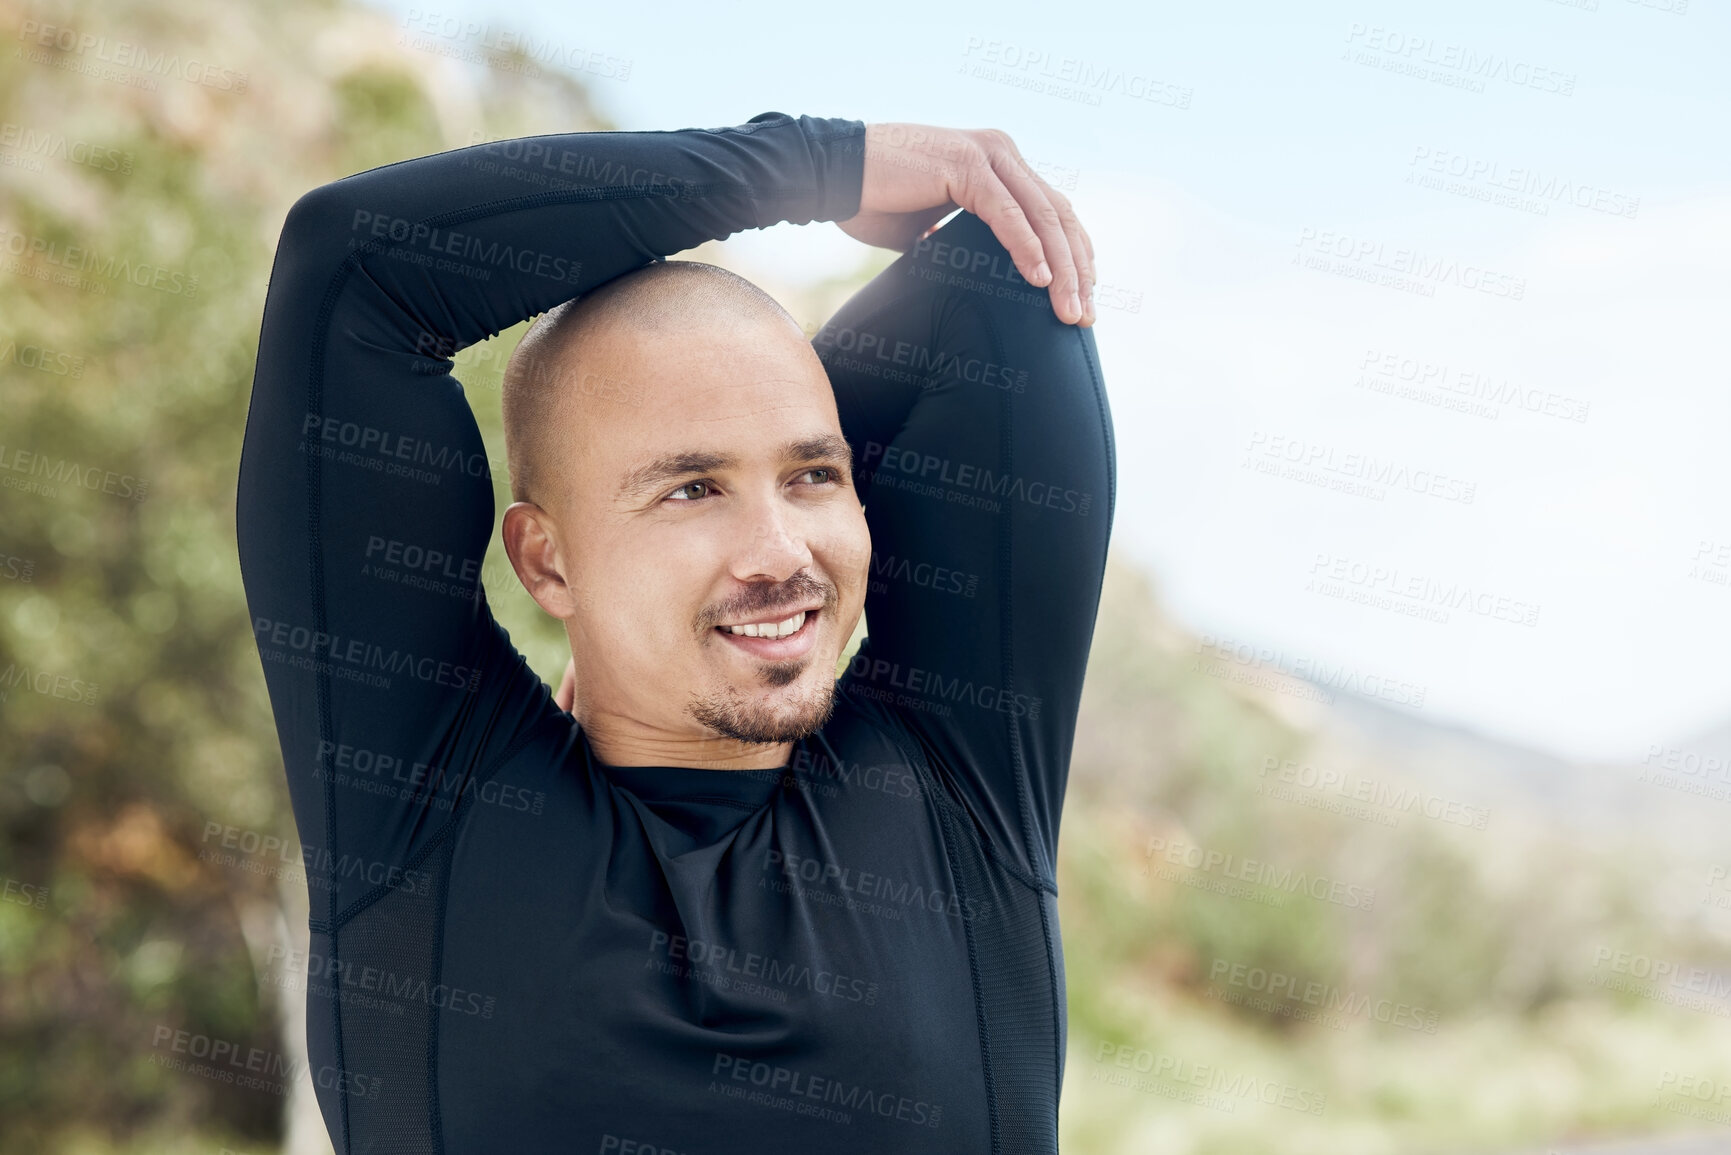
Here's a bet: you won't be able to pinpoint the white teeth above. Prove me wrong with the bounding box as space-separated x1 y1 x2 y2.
726 611 806 639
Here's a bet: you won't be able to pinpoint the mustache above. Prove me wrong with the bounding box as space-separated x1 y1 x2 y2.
698 570 836 631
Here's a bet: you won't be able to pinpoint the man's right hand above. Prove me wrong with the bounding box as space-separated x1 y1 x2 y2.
838 123 1097 327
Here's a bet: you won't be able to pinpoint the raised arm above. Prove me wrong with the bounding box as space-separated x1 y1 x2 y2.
236 113 866 924
821 130 1114 885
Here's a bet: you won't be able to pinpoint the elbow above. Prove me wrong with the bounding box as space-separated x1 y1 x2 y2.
274 179 366 278
283 179 358 240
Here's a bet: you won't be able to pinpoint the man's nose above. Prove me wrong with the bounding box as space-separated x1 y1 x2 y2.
731 500 813 581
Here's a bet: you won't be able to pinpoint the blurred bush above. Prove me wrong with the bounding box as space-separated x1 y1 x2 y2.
0 0 598 1148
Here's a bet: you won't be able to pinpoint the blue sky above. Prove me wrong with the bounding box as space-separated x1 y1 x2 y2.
372 0 1730 763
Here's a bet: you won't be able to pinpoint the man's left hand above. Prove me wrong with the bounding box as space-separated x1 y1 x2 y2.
838 122 1096 327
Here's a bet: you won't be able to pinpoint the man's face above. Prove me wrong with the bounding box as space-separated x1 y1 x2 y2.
542 314 870 749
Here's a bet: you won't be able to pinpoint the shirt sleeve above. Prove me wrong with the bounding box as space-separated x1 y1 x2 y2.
236 113 866 923
821 211 1116 886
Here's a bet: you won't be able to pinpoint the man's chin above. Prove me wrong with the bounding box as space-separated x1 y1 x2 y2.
686 674 838 746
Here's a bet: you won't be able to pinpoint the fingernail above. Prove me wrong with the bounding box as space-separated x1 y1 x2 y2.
1034 261 1051 286
1068 290 1082 319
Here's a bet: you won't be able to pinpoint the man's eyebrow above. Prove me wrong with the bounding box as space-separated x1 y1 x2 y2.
616 450 735 500
616 435 854 500
788 434 854 476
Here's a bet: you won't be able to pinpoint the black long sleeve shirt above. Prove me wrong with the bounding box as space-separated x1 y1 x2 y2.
237 111 1115 1154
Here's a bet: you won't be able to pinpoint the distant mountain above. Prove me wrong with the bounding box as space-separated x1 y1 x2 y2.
1075 550 1729 853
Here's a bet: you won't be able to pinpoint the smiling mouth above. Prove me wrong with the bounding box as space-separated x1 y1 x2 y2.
718 609 809 639
712 606 821 659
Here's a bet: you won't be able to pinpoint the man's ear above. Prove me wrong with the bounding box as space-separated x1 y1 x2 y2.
501 501 579 620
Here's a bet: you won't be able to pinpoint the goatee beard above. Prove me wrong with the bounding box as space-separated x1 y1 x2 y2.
687 671 838 745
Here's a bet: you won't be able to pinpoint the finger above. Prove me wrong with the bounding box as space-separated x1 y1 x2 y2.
1044 185 1096 326
989 145 1082 324
953 146 1050 291
1013 158 1094 280
1020 172 1095 325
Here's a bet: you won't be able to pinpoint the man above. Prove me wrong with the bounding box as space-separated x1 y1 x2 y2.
238 112 1114 1153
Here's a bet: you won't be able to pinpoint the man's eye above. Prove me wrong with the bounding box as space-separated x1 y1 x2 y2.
801 467 837 485
666 481 713 502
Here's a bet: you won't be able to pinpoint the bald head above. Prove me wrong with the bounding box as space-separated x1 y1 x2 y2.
495 257 871 761
501 260 802 507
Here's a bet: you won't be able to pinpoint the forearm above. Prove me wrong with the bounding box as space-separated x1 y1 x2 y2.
264 112 865 364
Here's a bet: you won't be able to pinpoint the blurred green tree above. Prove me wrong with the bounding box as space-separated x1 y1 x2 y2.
0 0 600 1147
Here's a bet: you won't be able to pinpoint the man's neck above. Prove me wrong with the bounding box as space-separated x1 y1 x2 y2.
580 716 793 771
